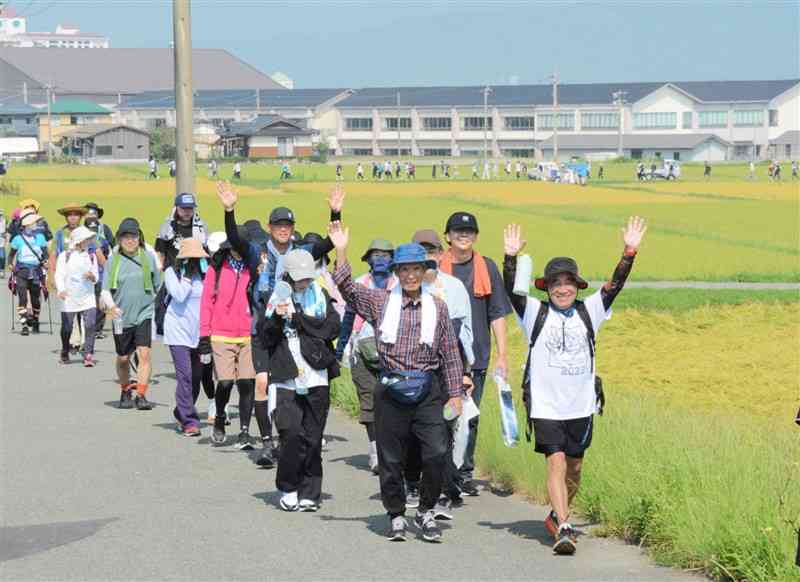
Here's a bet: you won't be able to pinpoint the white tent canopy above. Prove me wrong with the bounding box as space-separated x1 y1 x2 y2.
0 137 40 157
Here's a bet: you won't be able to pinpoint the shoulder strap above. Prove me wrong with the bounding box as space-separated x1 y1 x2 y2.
520 300 549 442
574 300 595 372
20 233 45 265
529 300 550 347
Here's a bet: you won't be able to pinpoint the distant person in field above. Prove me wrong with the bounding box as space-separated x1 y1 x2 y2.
444 163 451 179
703 161 711 180
233 161 242 180
432 163 437 179
472 161 479 179
748 160 756 180
791 160 798 180
148 156 158 180
493 160 499 178
395 161 402 179
773 161 781 181
502 216 647 556
384 160 392 180
408 162 416 179
356 162 365 180
597 165 604 179
169 160 176 178
482 160 491 180
336 163 343 181
0 209 6 279
372 160 379 180
505 160 512 177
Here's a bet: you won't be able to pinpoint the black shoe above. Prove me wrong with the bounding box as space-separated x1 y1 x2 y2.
414 510 442 543
20 326 29 336
119 390 134 410
460 480 480 497
449 494 464 509
31 321 40 334
387 516 407 542
135 394 153 411
235 430 254 450
59 351 70 365
406 484 420 509
211 420 226 445
256 439 276 468
553 524 578 555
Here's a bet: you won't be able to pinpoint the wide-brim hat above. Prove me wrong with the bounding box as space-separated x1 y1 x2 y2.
58 202 88 217
21 213 42 227
69 225 96 246
18 198 40 212
284 248 316 281
534 257 588 291
361 238 394 262
85 202 104 218
177 238 209 259
411 229 443 250
392 243 436 271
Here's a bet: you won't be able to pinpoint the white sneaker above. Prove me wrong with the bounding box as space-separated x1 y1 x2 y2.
207 401 217 422
298 499 319 512
279 490 298 512
224 404 231 426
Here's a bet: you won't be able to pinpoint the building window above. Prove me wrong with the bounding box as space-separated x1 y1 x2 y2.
503 116 535 130
673 152 681 161
733 110 764 127
580 111 619 129
422 148 451 157
502 148 534 158
96 145 112 156
381 148 412 156
422 117 451 131
0 117 10 125
769 110 779 127
682 112 693 129
633 112 677 129
70 116 79 125
630 149 643 159
460 116 492 131
786 144 792 158
345 118 373 131
698 111 727 128
382 117 411 130
537 112 574 130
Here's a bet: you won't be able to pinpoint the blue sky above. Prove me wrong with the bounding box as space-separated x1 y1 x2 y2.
11 0 800 87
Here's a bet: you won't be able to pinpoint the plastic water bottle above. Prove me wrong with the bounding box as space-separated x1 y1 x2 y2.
494 370 519 447
199 353 212 365
443 401 459 421
112 309 124 335
273 280 292 303
513 254 533 296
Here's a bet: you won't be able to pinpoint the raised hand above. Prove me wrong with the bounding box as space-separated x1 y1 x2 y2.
503 223 527 256
328 220 349 251
328 184 346 213
216 181 238 211
622 216 647 251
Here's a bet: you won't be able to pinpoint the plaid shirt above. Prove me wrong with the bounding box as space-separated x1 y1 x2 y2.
333 261 464 397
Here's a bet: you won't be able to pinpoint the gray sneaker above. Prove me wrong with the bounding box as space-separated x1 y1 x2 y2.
433 497 454 521
414 510 442 543
387 516 407 541
406 484 420 509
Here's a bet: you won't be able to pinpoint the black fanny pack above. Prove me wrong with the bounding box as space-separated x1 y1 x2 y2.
379 370 433 405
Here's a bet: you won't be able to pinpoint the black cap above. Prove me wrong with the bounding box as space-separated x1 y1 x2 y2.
244 219 268 244
445 211 479 233
535 257 588 291
85 202 104 219
269 207 295 224
220 226 251 250
116 217 141 238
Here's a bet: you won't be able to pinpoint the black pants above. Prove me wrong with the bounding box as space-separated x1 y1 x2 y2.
93 281 106 334
274 386 330 503
459 369 486 482
374 377 448 517
404 418 460 501
16 272 41 320
60 309 97 355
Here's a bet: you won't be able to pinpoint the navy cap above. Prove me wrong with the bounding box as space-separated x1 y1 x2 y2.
269 207 295 224
392 243 436 271
174 192 197 208
445 211 479 233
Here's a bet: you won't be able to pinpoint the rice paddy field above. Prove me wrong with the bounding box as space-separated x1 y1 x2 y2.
3 161 800 580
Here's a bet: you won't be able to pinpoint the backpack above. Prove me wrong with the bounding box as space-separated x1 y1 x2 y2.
520 300 606 442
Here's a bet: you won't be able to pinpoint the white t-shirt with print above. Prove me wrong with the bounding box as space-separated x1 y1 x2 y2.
518 290 611 420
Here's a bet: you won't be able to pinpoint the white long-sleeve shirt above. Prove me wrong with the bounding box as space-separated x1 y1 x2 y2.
55 250 99 312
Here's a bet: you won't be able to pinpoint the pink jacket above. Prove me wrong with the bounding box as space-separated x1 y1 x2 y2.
199 262 252 339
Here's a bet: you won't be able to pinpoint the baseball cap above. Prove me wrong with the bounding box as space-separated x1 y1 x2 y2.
392 243 436 270
174 192 197 208
269 207 295 224
445 212 479 233
116 217 141 238
411 229 443 250
284 249 316 281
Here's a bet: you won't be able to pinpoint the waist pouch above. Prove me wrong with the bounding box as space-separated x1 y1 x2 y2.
379 370 433 405
357 336 380 372
299 334 336 371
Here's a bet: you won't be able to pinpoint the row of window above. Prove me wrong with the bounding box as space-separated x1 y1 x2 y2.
344 109 780 132
0 117 34 125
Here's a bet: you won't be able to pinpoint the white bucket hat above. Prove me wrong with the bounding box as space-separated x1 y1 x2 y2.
69 225 96 247
207 231 227 254
284 249 316 281
21 213 42 227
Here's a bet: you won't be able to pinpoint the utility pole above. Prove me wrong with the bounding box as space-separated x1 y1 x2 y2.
482 86 492 168
46 84 53 164
173 0 194 195
396 90 401 159
612 90 627 158
551 72 559 162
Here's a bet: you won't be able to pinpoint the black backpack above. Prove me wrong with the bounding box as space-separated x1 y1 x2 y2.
520 300 606 442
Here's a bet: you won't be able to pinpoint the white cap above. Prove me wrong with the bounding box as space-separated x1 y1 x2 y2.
284 249 316 281
207 231 227 254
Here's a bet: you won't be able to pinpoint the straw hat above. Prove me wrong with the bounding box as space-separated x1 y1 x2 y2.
176 238 209 259
57 202 88 217
18 198 40 212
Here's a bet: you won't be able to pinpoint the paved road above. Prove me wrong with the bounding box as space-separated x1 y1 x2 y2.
0 290 697 582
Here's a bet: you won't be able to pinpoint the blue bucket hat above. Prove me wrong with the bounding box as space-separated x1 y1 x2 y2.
392 243 436 271
174 192 197 208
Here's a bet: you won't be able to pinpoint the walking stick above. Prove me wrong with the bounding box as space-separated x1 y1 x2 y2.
46 291 53 335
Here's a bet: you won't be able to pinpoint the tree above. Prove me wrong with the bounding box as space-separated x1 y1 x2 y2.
149 127 177 161
313 141 330 163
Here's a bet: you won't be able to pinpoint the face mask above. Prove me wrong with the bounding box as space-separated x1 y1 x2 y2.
292 288 307 303
368 256 392 273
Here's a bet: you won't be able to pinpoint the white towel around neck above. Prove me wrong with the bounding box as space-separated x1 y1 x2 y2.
379 285 437 347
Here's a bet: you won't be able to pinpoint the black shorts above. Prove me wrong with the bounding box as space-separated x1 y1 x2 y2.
533 416 593 458
252 341 270 375
114 319 152 357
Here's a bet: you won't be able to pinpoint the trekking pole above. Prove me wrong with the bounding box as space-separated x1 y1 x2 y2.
46 292 53 335
9 285 14 332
